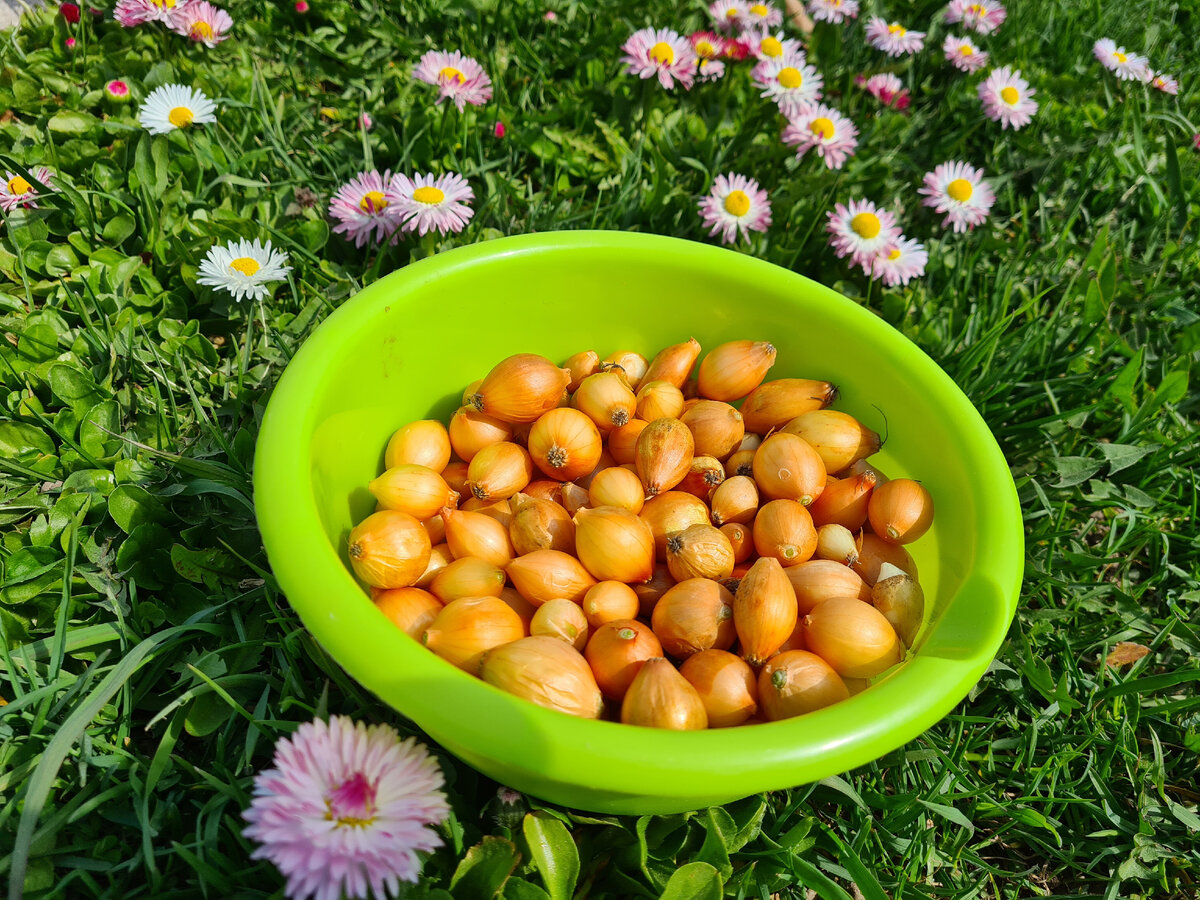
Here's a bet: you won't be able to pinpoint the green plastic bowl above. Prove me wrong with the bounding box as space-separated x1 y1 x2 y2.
253 231 1023 815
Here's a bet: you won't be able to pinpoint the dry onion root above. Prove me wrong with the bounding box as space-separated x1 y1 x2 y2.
349 343 935 728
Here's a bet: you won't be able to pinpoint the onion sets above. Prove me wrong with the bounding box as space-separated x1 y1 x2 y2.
348 340 935 729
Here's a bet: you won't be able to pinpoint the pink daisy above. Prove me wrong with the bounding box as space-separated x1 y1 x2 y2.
329 170 405 248
620 27 696 90
826 199 902 267
753 53 823 116
807 0 858 24
105 79 131 102
242 716 449 900
867 236 927 286
1092 38 1151 82
169 0 232 47
698 173 772 244
859 73 910 109
782 104 859 170
740 1 783 30
689 32 728 80
944 0 1006 35
741 29 803 61
864 17 925 56
978 66 1037 130
114 0 189 27
708 0 748 31
695 57 727 82
1 167 54 212
394 172 474 237
412 50 494 110
943 34 988 73
918 160 995 232
1149 72 1179 95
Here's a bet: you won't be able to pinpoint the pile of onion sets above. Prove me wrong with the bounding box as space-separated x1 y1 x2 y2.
348 338 934 729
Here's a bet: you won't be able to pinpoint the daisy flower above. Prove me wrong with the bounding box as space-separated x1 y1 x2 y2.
329 170 405 248
689 32 728 80
864 17 925 56
412 50 494 111
826 199 902 267
1 167 54 213
138 83 217 135
978 66 1037 130
740 1 783 30
105 79 132 102
394 173 474 237
168 0 232 47
698 173 772 245
197 238 290 303
944 0 1006 35
867 236 927 286
114 0 189 27
724 37 752 60
1092 39 1151 82
620 28 696 90
359 112 374 130
943 34 988 73
782 104 859 170
741 29 803 61
808 0 858 24
918 160 995 232
753 54 823 116
708 0 748 31
243 716 449 900
1149 72 1178 95
859 73 910 109
695 58 727 82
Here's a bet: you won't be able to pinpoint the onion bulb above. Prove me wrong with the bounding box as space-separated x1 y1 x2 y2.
384 420 452 473
468 353 572 423
507 492 575 556
650 577 736 659
752 499 817 567
526 407 603 482
348 510 432 589
697 340 777 401
467 441 533 501
679 649 758 727
802 596 902 679
868 478 934 544
635 417 695 497
781 409 880 475
680 400 745 460
752 432 827 505
758 650 849 721
373 587 443 640
739 378 838 435
530 597 591 651
573 371 637 433
581 580 641 628
620 658 708 730
733 556 798 666
574 506 655 584
639 491 711 560
422 595 525 675
369 464 459 522
480 636 603 719
642 337 702 389
505 548 597 605
585 619 662 700
665 523 735 582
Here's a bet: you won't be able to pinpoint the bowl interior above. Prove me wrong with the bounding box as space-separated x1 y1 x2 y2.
254 231 1022 814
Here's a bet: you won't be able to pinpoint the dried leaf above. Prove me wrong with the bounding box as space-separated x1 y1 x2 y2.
1106 642 1150 667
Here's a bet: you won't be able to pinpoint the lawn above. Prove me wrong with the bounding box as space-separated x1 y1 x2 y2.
1 0 1198 897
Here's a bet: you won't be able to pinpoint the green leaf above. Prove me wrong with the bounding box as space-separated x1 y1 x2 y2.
48 364 107 415
45 245 80 277
501 881 551 900
48 109 100 136
1164 134 1185 230
657 862 723 900
917 798 976 834
114 522 173 572
0 422 55 457
1050 456 1103 488
1097 442 1154 474
450 836 521 900
1096 253 1116 304
790 856 853 900
1105 347 1143 415
61 468 116 496
80 401 123 460
18 322 61 362
184 691 232 737
102 213 137 246
170 544 237 588
521 811 578 900
108 484 168 534
693 808 733 880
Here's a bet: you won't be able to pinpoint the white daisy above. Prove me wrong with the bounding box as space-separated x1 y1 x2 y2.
139 83 217 135
918 160 995 232
741 29 804 61
197 238 292 303
698 172 772 245
867 236 927 286
753 54 823 117
825 199 902 267
393 172 475 237
1092 38 1151 82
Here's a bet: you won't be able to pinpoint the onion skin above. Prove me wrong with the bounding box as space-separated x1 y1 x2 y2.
384 420 452 473
665 523 735 582
807 470 876 531
508 493 575 556
697 340 777 402
733 556 799 667
815 523 860 567
422 595 526 675
752 432 827 505
603 351 649 392
430 556 507 603
527 407 603 482
752 499 817 567
620 658 708 730
758 650 849 721
562 350 600 392
781 409 880 475
469 353 573 423
680 400 745 461
588 466 646 514
639 491 711 561
442 506 516 568
802 596 903 679
574 506 656 583
679 649 759 727
709 475 759 526
852 533 918 585
467 441 534 501
373 587 443 640
651 578 736 659
636 380 686 422
530 598 591 651
581 581 641 628
642 337 702 389
480 636 604 719
348 509 432 589
585 619 663 701
784 559 872 614
676 456 726 502
739 378 838 435
505 548 597 605
369 464 458 522
635 417 695 497
871 571 925 649
868 478 935 544
573 371 637 433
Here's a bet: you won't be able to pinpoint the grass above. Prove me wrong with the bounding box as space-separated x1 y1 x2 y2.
1 0 1198 897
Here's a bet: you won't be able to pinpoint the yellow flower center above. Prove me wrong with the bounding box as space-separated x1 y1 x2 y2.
1000 86 1019 104
959 44 973 55
850 212 881 239
439 66 465 84
412 186 445 205
969 3 984 12
809 117 835 140
947 179 973 202
359 191 388 213
168 106 194 128
750 3 768 15
1114 52 1127 63
7 175 31 195
761 36 783 57
696 39 716 57
724 190 751 216
229 257 260 276
888 248 902 260
725 7 738 16
152 0 175 8
649 42 675 65
887 23 906 35
777 66 802 89
190 21 213 39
